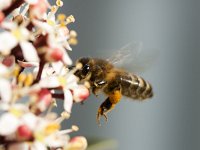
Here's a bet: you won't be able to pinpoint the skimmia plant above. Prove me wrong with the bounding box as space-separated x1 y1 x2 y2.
0 0 90 149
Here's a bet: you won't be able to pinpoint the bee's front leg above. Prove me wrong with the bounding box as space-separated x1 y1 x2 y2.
92 86 100 97
96 89 122 125
92 80 107 97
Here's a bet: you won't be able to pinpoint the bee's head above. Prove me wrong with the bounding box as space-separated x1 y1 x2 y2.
74 57 91 80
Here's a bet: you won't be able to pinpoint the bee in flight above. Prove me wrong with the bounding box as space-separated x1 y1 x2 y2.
73 42 154 125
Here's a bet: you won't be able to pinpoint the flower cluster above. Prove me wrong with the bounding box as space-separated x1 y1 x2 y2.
0 0 89 149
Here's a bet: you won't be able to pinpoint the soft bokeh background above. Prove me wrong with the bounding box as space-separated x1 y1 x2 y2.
54 0 199 149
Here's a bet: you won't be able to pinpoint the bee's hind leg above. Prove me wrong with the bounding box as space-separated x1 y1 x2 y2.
97 97 114 125
96 89 122 125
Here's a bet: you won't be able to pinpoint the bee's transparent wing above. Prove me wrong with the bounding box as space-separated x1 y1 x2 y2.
106 41 159 73
106 41 142 66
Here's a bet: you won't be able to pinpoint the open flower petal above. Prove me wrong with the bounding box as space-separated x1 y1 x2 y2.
0 113 19 135
47 11 56 23
51 61 65 75
0 79 12 102
31 141 47 150
0 32 17 54
33 19 54 33
39 76 60 88
21 113 37 130
63 41 72 51
45 134 69 148
62 50 72 65
20 41 40 62
0 64 9 77
64 89 73 113
65 74 78 89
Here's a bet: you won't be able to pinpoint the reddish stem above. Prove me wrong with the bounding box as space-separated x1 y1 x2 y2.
51 93 64 100
0 136 33 145
33 61 45 84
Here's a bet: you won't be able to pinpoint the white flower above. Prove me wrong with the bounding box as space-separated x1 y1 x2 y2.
33 20 72 65
48 26 72 51
32 10 73 64
37 62 89 112
51 61 67 75
39 73 78 113
39 72 89 113
32 11 57 34
0 22 39 62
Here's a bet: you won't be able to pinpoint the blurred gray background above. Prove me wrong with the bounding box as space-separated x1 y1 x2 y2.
54 0 199 149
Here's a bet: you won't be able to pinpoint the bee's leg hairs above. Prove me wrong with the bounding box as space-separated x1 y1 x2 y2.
96 89 122 125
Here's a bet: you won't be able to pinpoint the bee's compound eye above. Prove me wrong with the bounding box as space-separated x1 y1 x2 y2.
82 64 90 76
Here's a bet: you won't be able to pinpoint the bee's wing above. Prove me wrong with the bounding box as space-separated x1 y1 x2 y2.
106 41 159 73
106 41 142 66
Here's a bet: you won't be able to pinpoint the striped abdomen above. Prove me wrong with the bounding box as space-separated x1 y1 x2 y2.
120 73 153 100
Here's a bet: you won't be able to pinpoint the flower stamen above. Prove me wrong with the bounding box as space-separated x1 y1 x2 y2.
55 111 70 123
57 125 79 135
56 0 63 7
66 15 75 25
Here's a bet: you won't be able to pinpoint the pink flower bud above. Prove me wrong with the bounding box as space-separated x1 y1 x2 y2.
72 85 90 103
38 89 52 106
50 48 64 61
17 125 32 140
2 56 15 67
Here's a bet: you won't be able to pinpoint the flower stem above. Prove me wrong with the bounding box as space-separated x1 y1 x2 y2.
0 136 33 145
33 61 45 84
52 93 64 100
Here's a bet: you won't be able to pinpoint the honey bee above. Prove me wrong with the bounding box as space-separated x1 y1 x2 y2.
74 42 154 125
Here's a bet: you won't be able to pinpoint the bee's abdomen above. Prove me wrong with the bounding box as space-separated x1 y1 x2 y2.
120 73 153 100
